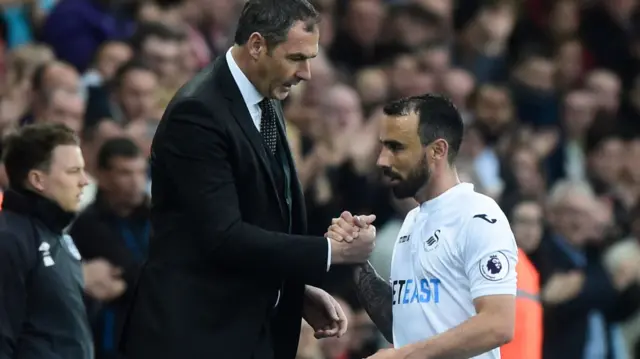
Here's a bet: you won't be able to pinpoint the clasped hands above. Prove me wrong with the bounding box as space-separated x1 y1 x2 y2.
326 211 377 264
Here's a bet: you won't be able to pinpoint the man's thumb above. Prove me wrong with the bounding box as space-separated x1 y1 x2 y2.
357 214 376 226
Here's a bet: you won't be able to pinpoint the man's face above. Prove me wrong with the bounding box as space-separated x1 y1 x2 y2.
254 21 319 100
99 156 148 208
43 92 85 134
118 69 158 121
511 201 543 253
97 43 133 80
142 36 180 81
43 64 80 94
33 145 88 212
377 113 430 199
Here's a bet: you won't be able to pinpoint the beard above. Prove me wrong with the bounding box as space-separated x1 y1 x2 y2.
386 157 430 199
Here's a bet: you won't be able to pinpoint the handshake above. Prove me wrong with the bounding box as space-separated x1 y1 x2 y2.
327 211 377 265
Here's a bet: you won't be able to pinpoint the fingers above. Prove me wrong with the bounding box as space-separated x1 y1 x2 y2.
340 211 354 223
353 214 376 228
327 223 355 242
334 299 348 337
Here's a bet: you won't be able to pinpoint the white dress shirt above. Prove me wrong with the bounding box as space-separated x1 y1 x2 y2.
225 49 332 273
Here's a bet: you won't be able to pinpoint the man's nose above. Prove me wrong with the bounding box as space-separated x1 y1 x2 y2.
297 60 311 81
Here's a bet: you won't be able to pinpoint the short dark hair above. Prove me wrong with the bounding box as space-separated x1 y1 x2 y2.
383 94 464 163
97 137 141 170
234 0 319 49
3 123 79 189
110 58 155 90
129 21 185 52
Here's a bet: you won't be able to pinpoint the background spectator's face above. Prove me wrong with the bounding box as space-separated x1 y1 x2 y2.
587 137 624 186
96 43 133 81
355 68 388 109
31 145 88 212
99 155 148 208
441 69 475 112
322 86 363 135
511 201 544 253
562 91 596 137
142 36 181 82
474 85 513 129
585 70 621 114
41 91 85 134
117 69 158 122
555 40 583 87
509 148 543 196
418 46 450 74
43 63 80 94
344 0 384 47
513 57 556 91
548 0 579 38
549 190 597 246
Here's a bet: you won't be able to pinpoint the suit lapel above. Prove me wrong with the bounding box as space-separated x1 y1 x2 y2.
216 56 281 208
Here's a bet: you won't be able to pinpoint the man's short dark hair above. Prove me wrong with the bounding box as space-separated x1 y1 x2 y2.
97 137 141 170
3 123 79 189
234 0 319 49
110 58 155 91
129 22 186 52
383 94 464 163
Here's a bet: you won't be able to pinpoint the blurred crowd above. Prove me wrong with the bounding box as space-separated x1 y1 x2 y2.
0 0 639 358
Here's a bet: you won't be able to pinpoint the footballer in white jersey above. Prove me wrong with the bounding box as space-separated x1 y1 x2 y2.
327 94 517 359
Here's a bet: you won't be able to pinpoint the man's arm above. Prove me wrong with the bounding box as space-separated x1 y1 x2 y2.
0 231 30 358
400 295 515 359
159 99 341 285
353 262 394 343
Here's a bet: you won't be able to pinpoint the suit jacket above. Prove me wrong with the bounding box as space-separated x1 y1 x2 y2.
119 55 329 359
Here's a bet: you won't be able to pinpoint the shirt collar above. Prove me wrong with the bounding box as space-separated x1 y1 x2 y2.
419 182 473 214
225 47 263 107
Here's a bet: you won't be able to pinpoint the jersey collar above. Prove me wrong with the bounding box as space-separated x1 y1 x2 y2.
419 183 474 214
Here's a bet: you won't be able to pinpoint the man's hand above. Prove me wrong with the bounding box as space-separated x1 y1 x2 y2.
326 211 376 264
302 285 348 338
82 258 127 301
541 271 584 305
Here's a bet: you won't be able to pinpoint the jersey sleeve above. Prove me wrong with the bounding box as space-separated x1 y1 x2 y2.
462 209 518 300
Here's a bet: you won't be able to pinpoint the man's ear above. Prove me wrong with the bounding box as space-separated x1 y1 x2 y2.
432 139 449 161
27 169 46 192
247 33 267 60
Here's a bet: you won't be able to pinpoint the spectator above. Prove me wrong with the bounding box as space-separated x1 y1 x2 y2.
70 137 150 359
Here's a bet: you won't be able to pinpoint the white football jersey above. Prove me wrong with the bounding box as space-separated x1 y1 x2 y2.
390 183 518 359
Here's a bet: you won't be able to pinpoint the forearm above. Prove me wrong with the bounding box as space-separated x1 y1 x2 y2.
353 262 394 342
401 312 512 359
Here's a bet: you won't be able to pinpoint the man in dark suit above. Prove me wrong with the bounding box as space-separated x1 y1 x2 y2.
119 1 377 359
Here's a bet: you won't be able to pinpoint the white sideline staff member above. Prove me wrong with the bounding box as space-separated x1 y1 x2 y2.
327 94 518 359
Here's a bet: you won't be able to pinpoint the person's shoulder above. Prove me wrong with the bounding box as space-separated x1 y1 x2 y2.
459 189 507 223
0 213 34 263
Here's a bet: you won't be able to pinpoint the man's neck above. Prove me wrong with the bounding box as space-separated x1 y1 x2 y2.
230 46 260 93
414 168 461 204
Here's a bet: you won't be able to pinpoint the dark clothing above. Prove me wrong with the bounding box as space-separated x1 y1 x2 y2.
0 189 93 359
40 0 134 72
540 236 640 359
120 55 328 359
69 191 150 359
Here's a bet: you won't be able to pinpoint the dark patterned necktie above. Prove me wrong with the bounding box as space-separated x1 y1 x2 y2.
259 98 278 155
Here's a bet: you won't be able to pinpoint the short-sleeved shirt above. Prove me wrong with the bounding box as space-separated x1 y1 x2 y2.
390 183 518 359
